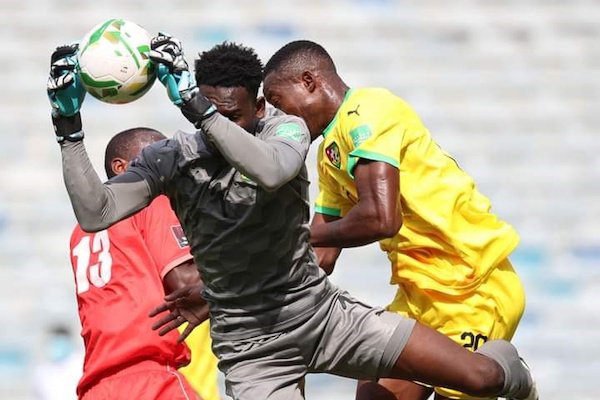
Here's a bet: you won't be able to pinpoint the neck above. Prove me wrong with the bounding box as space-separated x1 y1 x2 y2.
313 75 349 141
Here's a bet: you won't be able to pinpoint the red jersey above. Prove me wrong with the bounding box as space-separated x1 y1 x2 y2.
69 196 193 396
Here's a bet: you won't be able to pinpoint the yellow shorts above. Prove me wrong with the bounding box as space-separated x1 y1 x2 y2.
179 321 221 400
387 258 525 400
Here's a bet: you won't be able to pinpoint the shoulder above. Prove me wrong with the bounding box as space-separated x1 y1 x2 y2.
143 195 173 217
338 88 422 136
134 136 180 166
259 113 309 141
350 87 401 105
341 88 407 120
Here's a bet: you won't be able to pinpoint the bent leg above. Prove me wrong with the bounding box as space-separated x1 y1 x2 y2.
383 323 533 399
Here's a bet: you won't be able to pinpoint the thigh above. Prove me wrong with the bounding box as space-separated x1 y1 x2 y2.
308 291 415 381
83 368 197 400
357 379 433 400
223 354 306 400
214 331 307 400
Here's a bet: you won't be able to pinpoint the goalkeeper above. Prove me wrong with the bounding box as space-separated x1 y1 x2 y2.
48 36 536 400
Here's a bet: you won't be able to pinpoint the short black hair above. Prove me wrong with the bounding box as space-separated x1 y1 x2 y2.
264 40 335 78
104 127 165 178
195 42 263 98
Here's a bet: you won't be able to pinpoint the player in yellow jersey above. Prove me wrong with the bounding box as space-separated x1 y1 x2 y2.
180 324 220 400
263 41 532 400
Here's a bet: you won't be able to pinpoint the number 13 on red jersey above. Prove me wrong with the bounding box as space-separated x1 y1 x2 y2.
72 230 113 294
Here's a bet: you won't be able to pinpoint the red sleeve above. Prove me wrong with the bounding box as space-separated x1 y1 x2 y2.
137 195 193 279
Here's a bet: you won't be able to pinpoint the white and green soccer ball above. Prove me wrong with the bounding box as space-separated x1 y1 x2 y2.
77 19 156 104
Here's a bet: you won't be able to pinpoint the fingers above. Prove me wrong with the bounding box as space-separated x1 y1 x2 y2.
150 33 172 48
157 315 186 336
47 73 74 92
148 302 170 318
151 310 179 331
51 43 79 64
149 34 187 73
177 321 197 343
148 49 175 65
164 285 192 302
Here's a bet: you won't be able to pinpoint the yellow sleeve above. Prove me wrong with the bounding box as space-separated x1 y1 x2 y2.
315 146 354 217
344 90 413 178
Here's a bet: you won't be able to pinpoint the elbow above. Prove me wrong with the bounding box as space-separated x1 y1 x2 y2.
262 182 284 193
319 259 336 276
257 173 289 193
78 216 110 233
372 214 403 240
260 178 282 192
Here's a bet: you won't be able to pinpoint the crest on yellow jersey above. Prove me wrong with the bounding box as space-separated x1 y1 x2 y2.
325 142 341 168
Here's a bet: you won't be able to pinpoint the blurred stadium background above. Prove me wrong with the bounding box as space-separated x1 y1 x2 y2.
1 0 599 398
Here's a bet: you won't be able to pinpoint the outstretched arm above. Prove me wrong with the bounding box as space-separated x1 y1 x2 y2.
48 44 156 232
310 160 402 247
61 137 154 232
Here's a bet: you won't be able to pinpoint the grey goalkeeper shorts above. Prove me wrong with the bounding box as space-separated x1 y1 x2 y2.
212 288 416 400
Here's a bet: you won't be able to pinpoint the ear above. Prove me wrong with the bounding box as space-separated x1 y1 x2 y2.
255 96 266 119
301 71 316 93
111 158 129 177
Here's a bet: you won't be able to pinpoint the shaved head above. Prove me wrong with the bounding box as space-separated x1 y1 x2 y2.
263 40 336 80
263 40 348 140
104 128 165 178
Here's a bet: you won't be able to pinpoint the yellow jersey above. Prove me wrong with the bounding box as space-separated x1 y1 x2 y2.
315 88 519 295
179 321 220 400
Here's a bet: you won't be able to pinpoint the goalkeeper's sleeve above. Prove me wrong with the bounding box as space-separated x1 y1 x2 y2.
60 140 155 232
199 113 310 192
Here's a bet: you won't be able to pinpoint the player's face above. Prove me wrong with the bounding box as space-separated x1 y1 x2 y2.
263 73 306 116
263 72 319 137
199 85 265 133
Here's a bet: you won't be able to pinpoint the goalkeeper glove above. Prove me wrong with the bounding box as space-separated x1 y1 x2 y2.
149 33 216 127
47 44 86 143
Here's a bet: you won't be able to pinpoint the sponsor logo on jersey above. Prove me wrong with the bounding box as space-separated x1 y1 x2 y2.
275 123 304 142
347 104 360 117
349 124 372 148
325 142 341 168
170 225 189 248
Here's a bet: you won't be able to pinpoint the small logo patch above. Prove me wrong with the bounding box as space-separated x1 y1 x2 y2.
325 142 341 168
349 124 372 148
347 104 360 117
170 225 189 248
240 173 255 184
276 123 304 142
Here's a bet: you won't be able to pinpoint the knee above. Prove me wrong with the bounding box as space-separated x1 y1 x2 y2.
462 356 504 397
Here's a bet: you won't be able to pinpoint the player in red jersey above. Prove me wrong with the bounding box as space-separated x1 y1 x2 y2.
69 127 206 400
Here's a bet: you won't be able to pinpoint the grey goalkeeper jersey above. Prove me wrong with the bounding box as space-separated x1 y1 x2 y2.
61 109 332 340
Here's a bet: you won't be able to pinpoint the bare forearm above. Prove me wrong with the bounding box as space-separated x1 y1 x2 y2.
163 260 203 294
61 140 152 232
310 212 342 273
311 206 398 247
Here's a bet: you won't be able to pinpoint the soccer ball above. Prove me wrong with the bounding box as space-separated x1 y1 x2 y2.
77 19 156 104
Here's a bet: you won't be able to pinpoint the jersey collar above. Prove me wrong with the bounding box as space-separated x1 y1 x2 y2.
322 88 354 138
